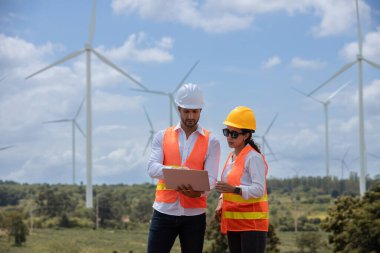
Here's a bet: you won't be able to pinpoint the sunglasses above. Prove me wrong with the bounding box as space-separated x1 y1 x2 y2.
222 128 244 139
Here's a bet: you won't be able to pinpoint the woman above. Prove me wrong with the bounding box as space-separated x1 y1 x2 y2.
215 106 269 253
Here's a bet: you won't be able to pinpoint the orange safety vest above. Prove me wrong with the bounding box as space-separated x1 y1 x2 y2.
155 126 210 208
220 145 269 234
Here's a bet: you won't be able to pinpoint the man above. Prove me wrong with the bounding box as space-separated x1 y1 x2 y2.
147 83 221 253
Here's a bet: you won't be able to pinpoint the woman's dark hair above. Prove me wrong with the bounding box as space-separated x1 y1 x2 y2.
241 129 261 154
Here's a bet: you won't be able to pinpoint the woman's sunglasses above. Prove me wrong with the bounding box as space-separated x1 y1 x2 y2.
222 128 244 139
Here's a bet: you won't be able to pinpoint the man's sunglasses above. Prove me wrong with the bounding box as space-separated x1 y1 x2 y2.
222 128 244 139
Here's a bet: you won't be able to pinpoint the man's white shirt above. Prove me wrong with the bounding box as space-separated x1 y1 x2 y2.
147 123 221 216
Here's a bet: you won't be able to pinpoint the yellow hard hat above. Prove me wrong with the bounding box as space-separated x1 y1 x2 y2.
223 106 256 131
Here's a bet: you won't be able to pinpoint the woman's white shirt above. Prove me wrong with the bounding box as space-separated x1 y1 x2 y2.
221 149 266 200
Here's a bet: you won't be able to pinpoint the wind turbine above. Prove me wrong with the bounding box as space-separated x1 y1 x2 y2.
25 0 149 208
254 113 278 160
43 98 86 185
131 60 200 126
307 0 380 196
293 81 351 177
143 106 156 155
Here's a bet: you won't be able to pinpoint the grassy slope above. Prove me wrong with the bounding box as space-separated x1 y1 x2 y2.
0 228 331 253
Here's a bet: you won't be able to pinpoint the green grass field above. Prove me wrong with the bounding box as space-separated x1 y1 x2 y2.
0 228 156 253
0 228 331 253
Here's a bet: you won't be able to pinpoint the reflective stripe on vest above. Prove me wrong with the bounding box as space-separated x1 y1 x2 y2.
220 145 269 233
155 126 210 208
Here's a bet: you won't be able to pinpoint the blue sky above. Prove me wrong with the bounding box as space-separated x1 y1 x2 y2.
0 0 379 185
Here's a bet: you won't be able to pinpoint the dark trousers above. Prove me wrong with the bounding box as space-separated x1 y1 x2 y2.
227 230 267 253
147 210 206 253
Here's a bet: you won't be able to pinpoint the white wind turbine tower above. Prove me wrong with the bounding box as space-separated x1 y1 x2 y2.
131 60 200 126
294 81 351 177
43 98 86 185
25 0 149 208
307 0 380 196
143 106 156 156
255 113 278 160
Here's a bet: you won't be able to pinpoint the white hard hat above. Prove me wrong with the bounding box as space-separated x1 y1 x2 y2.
175 83 205 109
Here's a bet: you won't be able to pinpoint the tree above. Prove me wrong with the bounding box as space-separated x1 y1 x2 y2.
3 210 29 246
204 219 228 253
295 232 322 253
267 224 281 253
322 182 380 252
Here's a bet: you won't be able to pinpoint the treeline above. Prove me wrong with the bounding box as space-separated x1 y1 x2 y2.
268 172 380 196
1 175 378 231
1 175 379 252
2 173 379 208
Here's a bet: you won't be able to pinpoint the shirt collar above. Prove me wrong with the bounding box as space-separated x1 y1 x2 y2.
174 122 205 136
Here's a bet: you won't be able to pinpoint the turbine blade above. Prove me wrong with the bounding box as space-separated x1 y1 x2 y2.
264 113 278 136
88 0 96 45
292 86 323 104
143 106 154 130
343 161 349 171
170 94 179 116
325 80 351 102
130 88 167 96
363 58 380 70
351 156 359 162
308 60 357 96
355 0 363 54
263 138 276 160
43 119 70 124
75 121 86 137
0 145 15 151
75 96 86 119
368 152 380 159
143 135 153 155
343 147 350 160
91 49 149 91
172 60 200 93
25 49 85 79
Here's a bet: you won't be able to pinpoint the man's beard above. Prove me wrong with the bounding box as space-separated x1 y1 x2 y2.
183 119 198 128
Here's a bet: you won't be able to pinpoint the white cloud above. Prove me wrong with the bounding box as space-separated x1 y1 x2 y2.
93 90 145 113
291 75 303 83
112 0 253 33
340 27 380 62
0 33 63 71
262 56 281 69
344 79 380 115
95 143 148 179
98 32 174 63
290 57 326 69
111 0 371 35
309 0 366 37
